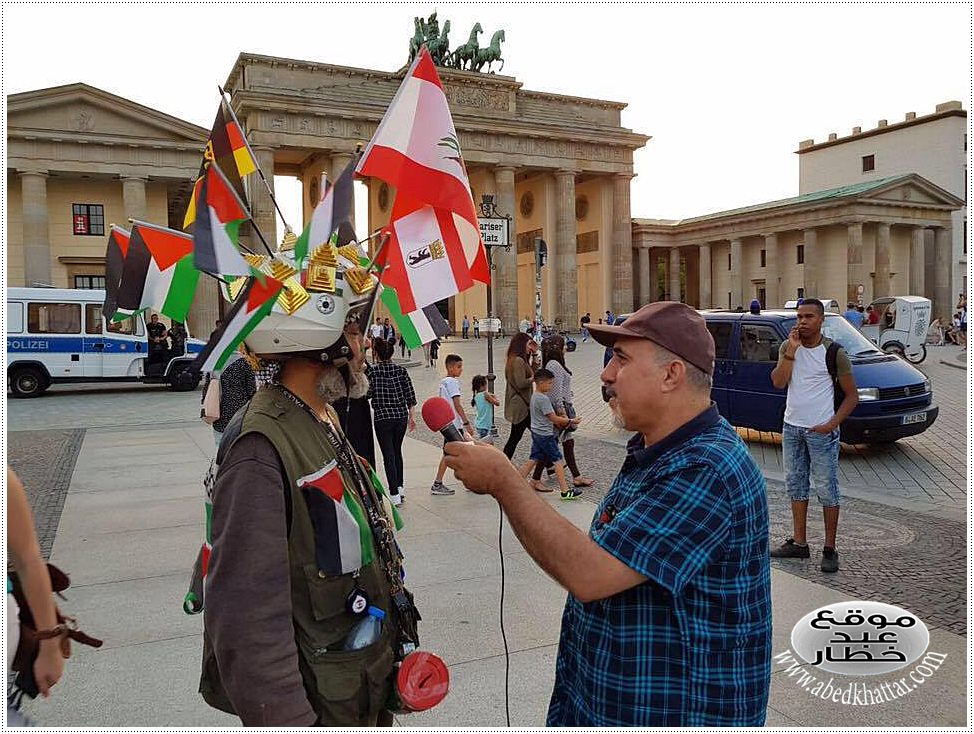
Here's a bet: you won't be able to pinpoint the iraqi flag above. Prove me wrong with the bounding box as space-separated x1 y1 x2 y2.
357 47 489 313
102 225 131 322
294 153 358 271
297 461 373 576
116 222 200 323
190 274 284 373
193 162 253 276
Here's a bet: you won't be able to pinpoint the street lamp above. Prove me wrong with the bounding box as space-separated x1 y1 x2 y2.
478 194 512 439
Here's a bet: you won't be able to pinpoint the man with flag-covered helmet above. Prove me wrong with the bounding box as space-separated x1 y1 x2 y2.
199 249 420 726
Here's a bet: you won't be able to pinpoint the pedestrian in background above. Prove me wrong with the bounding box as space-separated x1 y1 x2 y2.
428 337 441 370
471 374 500 440
842 302 864 328
334 322 377 470
770 298 858 573
443 301 772 726
531 334 593 489
580 312 591 341
462 314 470 339
473 316 480 339
368 338 416 506
398 332 411 359
204 347 257 448
431 355 471 495
502 332 537 459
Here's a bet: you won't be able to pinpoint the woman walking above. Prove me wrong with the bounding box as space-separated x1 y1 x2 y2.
502 332 537 459
205 348 257 448
368 338 417 506
531 335 593 489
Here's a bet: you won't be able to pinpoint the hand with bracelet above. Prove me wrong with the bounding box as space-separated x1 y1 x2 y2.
8 467 64 697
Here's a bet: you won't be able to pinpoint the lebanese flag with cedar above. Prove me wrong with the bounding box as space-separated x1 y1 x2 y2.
357 47 489 314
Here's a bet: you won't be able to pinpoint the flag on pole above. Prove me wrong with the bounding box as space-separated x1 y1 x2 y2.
102 225 131 322
294 153 358 271
356 47 489 314
382 286 450 349
116 222 200 323
183 100 257 229
193 162 253 276
190 275 284 373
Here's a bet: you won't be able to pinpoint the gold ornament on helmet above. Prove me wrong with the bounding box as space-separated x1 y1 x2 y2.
343 267 376 295
279 228 298 252
276 277 311 315
338 244 365 267
244 253 270 270
309 242 340 268
305 263 337 293
227 276 248 301
268 259 298 283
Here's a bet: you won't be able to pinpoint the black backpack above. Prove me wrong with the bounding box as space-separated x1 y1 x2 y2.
824 341 845 412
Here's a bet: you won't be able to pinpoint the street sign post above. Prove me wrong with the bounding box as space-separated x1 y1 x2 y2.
478 196 512 438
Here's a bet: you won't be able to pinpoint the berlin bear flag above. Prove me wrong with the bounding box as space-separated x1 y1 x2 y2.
357 47 489 314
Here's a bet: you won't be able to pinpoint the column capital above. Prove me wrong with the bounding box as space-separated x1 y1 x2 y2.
554 168 578 179
494 164 516 174
120 174 148 183
761 232 779 240
613 171 635 180
19 168 48 178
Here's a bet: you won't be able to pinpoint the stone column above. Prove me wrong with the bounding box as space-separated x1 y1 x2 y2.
250 146 278 249
21 170 51 287
554 170 577 329
934 226 952 319
122 176 148 223
612 173 634 312
846 222 864 304
668 247 682 302
802 228 819 297
909 225 925 296
874 222 891 298
763 233 779 307
493 166 518 333
698 244 712 308
638 246 651 305
729 238 744 309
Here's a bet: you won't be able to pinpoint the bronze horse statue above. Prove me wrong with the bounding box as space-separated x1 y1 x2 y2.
474 29 505 73
427 19 451 66
447 22 482 70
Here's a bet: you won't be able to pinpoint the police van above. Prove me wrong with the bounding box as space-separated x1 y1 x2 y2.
7 287 204 398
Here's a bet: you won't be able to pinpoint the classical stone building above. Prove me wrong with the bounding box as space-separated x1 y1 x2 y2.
632 174 963 319
6 83 223 338
797 101 967 304
223 52 649 333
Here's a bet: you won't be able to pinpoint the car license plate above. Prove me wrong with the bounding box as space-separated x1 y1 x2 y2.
902 413 927 425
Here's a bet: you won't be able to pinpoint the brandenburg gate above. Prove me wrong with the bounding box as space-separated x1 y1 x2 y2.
223 49 649 332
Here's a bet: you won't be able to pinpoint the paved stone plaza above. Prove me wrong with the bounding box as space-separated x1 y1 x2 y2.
6 338 968 726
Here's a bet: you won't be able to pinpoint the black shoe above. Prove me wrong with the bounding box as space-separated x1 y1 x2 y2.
770 538 810 559
821 547 839 573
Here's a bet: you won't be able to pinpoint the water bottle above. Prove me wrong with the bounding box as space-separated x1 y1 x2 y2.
343 606 385 650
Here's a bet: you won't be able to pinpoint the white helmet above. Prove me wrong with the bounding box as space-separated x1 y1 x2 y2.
241 247 377 364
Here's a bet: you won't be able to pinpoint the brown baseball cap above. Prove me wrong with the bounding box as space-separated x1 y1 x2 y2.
587 301 715 375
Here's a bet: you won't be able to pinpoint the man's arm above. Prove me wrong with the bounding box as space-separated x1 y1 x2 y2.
770 329 800 389
451 394 471 427
810 351 859 433
205 433 316 726
443 444 644 602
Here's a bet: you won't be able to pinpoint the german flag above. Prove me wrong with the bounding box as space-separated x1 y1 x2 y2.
183 100 257 229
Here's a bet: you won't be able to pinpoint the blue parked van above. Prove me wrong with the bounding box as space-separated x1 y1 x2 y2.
604 310 938 444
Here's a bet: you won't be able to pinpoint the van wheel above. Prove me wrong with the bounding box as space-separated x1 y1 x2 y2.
882 342 906 359
905 344 927 364
10 367 48 398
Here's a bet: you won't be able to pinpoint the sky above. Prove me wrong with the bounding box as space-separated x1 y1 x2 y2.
3 2 971 234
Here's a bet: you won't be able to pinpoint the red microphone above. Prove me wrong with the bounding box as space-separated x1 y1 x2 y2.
421 396 465 444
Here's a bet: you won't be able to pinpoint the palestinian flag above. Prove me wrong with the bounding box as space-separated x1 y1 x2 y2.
183 100 257 229
193 162 252 276
102 225 131 322
381 279 449 349
116 222 200 323
191 274 284 373
298 461 373 576
294 153 358 271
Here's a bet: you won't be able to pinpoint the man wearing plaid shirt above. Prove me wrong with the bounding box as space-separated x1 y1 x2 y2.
444 302 771 726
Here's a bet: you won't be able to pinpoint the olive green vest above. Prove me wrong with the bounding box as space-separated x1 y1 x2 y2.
200 387 396 725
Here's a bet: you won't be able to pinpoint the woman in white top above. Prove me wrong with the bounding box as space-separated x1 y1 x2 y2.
531 335 594 488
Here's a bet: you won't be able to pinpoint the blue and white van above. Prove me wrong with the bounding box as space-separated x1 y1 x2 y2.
6 287 204 398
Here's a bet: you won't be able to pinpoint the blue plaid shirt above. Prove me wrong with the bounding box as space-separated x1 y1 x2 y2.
547 405 771 726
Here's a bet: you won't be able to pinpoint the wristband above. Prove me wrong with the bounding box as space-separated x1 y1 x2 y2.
783 354 796 361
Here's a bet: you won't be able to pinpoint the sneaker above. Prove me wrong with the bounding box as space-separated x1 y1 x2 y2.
560 487 582 501
770 538 810 559
821 547 839 573
391 494 403 507
430 482 455 496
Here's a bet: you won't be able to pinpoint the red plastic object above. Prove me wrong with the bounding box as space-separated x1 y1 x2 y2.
421 396 456 433
397 651 450 711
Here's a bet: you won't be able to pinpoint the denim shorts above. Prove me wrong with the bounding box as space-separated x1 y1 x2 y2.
530 433 562 464
782 422 841 507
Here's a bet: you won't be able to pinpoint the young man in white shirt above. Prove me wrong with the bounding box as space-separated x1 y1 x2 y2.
770 299 859 572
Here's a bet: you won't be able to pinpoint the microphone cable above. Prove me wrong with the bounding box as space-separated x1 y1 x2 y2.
498 504 512 727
